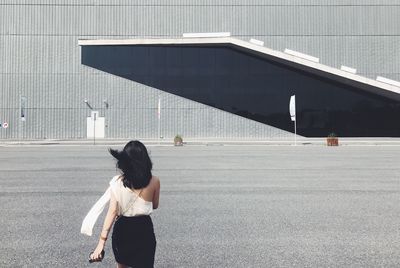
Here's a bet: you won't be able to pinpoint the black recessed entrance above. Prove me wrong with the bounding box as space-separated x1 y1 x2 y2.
82 45 400 137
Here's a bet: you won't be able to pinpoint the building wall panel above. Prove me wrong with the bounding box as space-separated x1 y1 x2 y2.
0 1 399 139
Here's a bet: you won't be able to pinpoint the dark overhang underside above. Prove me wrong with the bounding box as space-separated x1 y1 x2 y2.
78 37 400 102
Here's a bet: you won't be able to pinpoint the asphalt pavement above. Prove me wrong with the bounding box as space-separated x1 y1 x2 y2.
0 144 399 267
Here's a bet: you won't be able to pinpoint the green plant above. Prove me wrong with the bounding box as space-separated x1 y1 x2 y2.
327 132 337 138
174 134 183 146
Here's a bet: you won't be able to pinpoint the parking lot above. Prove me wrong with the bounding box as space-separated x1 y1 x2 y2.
0 144 399 267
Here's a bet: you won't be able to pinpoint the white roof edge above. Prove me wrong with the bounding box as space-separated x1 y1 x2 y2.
341 65 357 74
284 49 319 63
78 37 400 99
249 38 264 46
78 38 233 46
182 32 231 38
376 76 400 87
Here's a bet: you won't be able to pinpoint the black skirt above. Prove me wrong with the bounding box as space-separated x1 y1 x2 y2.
112 215 156 268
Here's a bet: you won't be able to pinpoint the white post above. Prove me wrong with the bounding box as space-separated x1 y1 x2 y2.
157 96 161 144
93 112 96 145
294 114 297 146
18 115 22 144
19 95 21 144
289 95 297 146
19 95 26 144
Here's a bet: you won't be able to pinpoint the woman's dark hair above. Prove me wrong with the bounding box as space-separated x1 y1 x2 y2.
109 140 153 189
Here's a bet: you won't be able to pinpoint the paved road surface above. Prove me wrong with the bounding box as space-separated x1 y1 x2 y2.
0 144 399 267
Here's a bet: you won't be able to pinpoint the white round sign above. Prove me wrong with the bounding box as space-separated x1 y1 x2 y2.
3 122 8 128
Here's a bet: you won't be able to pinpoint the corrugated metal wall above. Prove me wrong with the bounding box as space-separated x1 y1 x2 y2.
0 0 399 139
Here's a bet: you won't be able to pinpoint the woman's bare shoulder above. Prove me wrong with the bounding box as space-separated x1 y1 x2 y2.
150 176 160 187
113 174 123 180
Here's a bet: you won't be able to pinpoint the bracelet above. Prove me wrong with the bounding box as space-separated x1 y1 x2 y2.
100 235 107 241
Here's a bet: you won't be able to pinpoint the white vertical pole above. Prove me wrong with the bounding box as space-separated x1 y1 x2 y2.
294 114 297 146
18 95 21 144
289 95 297 146
19 95 26 143
93 112 96 145
158 96 161 144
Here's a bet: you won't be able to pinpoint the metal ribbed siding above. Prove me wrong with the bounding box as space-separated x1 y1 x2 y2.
0 1 399 139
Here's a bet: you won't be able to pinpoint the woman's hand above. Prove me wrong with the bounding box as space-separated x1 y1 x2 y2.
89 190 117 262
90 242 105 262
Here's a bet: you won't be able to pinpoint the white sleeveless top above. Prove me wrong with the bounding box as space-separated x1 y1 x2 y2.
110 176 153 217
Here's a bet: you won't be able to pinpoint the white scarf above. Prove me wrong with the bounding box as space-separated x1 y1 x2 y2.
80 176 119 236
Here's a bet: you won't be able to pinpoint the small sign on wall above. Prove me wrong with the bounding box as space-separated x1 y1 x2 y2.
20 96 27 121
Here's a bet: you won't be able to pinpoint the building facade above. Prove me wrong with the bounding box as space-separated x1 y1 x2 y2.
1 1 400 139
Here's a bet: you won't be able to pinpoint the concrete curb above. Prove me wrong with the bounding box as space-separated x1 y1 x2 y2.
2 138 400 146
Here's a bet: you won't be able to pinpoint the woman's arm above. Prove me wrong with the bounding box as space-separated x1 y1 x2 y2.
90 191 119 261
152 177 160 209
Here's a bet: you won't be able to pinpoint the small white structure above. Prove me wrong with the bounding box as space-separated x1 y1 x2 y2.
284 49 319 63
182 32 231 38
340 65 357 74
87 111 105 138
376 76 400 88
249 38 264 46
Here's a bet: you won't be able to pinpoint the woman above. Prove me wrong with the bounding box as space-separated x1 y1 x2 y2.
89 140 160 268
